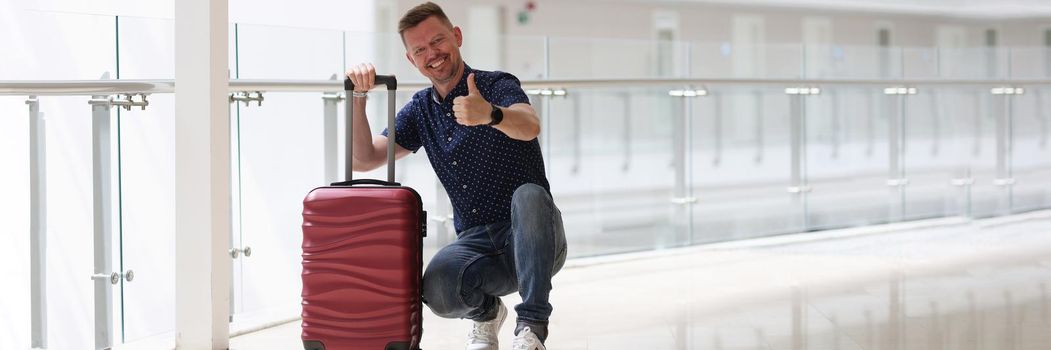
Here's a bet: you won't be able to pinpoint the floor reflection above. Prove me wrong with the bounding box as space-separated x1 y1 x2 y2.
228 213 1051 350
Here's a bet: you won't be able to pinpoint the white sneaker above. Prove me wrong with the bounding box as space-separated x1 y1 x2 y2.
466 300 508 350
512 327 547 350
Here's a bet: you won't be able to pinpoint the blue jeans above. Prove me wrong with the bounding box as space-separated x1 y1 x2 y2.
423 183 568 326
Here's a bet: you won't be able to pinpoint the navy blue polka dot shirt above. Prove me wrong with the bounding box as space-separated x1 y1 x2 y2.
382 64 550 232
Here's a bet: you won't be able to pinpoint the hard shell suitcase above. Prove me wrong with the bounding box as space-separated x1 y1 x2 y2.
302 76 426 350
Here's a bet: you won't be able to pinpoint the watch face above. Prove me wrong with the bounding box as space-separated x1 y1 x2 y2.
489 104 503 125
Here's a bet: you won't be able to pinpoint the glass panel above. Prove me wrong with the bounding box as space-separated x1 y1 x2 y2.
237 24 343 79
939 47 1009 79
233 24 343 327
115 94 177 344
804 45 903 79
505 36 547 80
548 37 688 79
0 11 119 348
1011 89 1051 212
903 87 967 220
690 85 803 243
902 47 941 79
689 42 736 79
548 86 686 257
1007 47 1049 79
45 95 116 348
0 96 32 349
804 86 893 230
357 33 548 80
236 92 325 324
690 42 804 79
345 31 419 83
115 16 176 346
0 11 116 79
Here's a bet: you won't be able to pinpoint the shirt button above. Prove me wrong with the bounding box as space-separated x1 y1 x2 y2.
472 209 477 213
452 161 458 166
446 113 451 117
462 185 467 189
447 137 453 142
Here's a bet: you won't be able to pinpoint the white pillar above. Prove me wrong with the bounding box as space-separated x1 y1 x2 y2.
175 0 231 348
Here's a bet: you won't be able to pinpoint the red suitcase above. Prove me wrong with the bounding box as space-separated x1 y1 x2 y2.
302 76 426 350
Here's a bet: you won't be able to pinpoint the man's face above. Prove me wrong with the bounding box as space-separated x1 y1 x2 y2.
403 16 463 85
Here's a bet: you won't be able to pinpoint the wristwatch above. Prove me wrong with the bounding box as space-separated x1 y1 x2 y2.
488 103 504 126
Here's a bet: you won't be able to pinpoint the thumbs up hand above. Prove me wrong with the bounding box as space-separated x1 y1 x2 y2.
452 73 493 126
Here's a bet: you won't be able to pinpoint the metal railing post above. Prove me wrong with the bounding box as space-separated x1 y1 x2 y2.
1039 90 1048 149
888 91 905 221
786 89 811 229
754 90 765 163
28 95 47 349
1003 92 1015 213
322 91 344 184
88 94 116 350
711 93 722 166
432 184 452 247
622 91 631 172
228 101 236 322
992 87 1017 214
571 96 580 174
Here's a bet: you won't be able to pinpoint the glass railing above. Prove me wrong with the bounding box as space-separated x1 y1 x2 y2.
2 14 1051 349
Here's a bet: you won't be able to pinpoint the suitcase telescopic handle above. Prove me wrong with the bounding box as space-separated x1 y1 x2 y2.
344 75 398 185
330 179 402 187
344 75 398 92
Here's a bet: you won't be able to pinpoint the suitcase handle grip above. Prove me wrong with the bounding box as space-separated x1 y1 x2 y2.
344 75 398 91
330 179 402 187
345 75 398 183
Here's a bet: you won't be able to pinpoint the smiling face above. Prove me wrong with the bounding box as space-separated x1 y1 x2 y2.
402 16 464 86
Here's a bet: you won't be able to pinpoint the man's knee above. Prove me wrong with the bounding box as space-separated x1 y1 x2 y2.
422 255 468 318
512 183 550 210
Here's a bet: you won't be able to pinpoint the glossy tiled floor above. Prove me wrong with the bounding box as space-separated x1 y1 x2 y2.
227 211 1051 350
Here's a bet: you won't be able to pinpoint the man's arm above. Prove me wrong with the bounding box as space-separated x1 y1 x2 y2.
452 73 541 141
349 97 413 172
490 103 539 141
347 63 413 172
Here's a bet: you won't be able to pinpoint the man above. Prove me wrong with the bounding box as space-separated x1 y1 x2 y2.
345 2 566 350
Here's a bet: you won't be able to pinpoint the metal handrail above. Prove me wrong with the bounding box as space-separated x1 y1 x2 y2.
2 77 1049 96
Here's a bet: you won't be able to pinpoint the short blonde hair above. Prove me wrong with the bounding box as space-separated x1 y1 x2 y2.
398 2 454 41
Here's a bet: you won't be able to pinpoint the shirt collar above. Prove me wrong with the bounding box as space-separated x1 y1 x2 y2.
430 63 474 104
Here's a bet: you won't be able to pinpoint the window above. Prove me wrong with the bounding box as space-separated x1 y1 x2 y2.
985 29 998 47
877 28 892 78
657 29 674 77
878 28 891 47
985 29 998 78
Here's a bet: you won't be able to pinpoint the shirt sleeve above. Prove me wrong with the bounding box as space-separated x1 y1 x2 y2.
381 100 423 153
489 72 531 107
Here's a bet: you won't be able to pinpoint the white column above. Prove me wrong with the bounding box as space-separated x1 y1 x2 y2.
175 0 231 349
